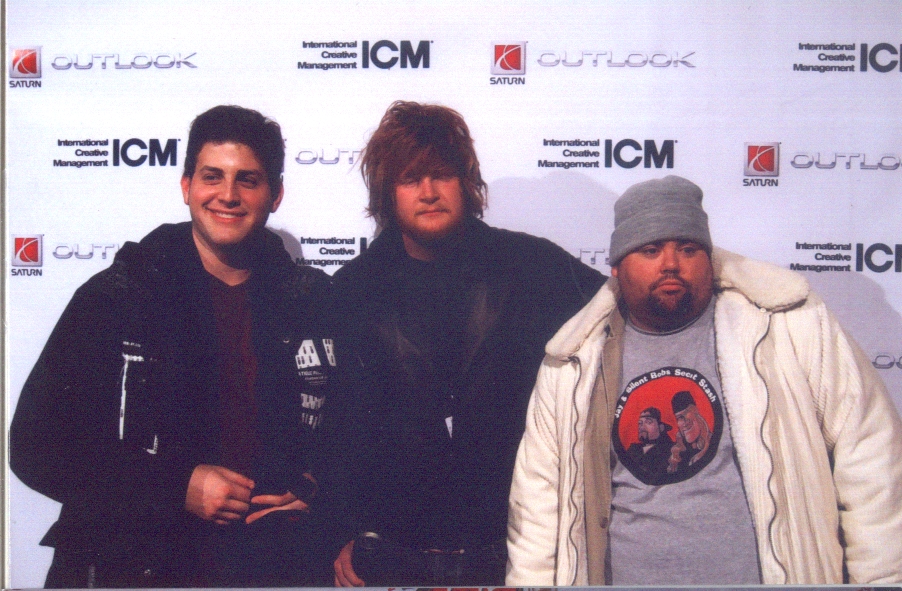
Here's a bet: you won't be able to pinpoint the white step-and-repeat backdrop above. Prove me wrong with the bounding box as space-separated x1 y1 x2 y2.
6 1 901 586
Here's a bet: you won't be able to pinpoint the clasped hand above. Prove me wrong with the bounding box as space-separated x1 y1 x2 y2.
184 464 309 525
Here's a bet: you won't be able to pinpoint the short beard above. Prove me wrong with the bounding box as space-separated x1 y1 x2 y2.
644 290 696 332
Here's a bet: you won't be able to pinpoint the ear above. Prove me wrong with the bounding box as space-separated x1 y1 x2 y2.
611 265 619 278
181 175 191 205
270 184 284 213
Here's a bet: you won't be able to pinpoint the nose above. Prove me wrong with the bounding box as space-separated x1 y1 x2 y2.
220 178 241 205
661 243 680 272
419 176 439 202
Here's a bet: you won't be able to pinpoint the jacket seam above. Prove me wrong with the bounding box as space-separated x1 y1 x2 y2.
753 314 789 584
566 355 582 586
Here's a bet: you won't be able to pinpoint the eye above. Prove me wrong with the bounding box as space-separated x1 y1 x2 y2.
237 173 262 188
639 245 660 257
397 175 423 190
679 243 700 256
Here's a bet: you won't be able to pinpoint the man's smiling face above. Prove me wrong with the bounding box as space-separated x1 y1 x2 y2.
181 141 282 259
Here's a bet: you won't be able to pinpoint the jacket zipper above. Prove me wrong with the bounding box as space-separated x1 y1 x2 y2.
751 316 788 583
566 355 583 586
119 352 144 440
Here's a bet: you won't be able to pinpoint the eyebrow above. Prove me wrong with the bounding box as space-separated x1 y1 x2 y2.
197 165 264 177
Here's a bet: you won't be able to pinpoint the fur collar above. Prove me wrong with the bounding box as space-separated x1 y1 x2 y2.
546 247 809 360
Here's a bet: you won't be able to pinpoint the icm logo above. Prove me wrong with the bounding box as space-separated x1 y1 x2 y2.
860 43 902 73
112 138 178 166
51 53 196 70
492 43 526 75
606 139 674 169
855 243 902 273
361 40 430 69
12 235 42 267
11 48 41 78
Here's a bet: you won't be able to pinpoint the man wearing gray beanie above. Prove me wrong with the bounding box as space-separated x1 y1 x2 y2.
507 176 902 585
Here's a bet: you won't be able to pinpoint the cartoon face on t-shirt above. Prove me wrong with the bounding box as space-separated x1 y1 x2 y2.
612 367 723 486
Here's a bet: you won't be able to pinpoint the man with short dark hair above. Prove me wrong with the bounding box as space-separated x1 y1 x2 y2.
625 406 674 482
11 105 334 588
507 175 902 585
319 101 605 587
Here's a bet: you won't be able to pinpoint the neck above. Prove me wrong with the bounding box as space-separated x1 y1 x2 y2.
401 233 445 261
628 311 700 334
625 296 712 334
192 231 254 286
399 224 467 262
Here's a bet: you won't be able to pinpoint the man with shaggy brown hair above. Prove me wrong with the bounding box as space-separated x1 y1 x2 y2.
319 101 605 586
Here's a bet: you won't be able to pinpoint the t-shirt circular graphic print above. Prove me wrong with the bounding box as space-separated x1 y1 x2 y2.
611 366 723 486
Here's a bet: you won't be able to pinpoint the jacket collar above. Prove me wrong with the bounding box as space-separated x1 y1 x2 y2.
111 222 297 297
546 247 810 360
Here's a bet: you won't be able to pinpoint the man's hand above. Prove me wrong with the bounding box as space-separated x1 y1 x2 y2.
334 540 365 587
185 464 254 525
245 491 309 524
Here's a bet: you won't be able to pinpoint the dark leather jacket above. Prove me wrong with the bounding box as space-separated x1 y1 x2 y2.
318 219 605 551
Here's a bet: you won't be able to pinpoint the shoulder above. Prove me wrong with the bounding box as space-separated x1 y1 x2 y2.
332 229 398 288
474 221 572 261
473 222 606 303
73 234 165 302
278 260 332 301
713 247 809 311
255 229 333 302
471 221 596 278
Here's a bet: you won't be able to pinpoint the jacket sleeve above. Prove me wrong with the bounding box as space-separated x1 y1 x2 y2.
506 357 566 585
308 335 374 554
9 278 194 547
804 303 902 583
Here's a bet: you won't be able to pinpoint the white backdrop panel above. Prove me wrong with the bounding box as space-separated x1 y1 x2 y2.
6 1 901 587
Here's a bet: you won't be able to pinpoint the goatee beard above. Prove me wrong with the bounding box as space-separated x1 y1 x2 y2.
645 290 696 332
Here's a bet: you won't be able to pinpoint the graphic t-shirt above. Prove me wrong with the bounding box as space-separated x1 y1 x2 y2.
609 298 761 584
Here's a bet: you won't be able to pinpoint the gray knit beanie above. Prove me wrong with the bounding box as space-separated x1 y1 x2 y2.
609 175 711 266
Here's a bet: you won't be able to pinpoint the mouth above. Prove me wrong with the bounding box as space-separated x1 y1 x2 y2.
652 277 688 293
417 208 448 216
206 208 246 220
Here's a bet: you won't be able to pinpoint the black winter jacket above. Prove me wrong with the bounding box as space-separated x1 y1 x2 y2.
319 219 605 551
10 223 334 586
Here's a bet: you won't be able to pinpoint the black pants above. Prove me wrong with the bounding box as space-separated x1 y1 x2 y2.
351 533 507 587
44 513 332 588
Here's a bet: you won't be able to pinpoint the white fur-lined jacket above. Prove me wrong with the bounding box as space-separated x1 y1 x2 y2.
507 248 902 585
